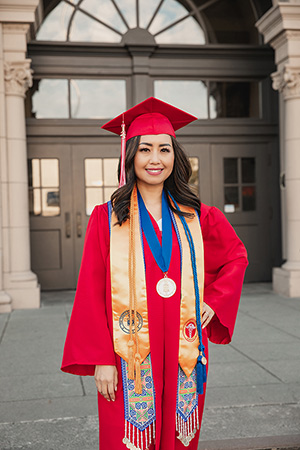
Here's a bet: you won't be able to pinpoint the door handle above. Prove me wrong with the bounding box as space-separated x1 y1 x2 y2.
65 212 71 238
76 212 82 238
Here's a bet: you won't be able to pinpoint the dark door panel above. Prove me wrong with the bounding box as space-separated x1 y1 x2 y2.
28 145 75 289
211 143 271 281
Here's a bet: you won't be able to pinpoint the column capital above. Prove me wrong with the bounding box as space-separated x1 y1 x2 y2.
272 65 300 98
4 59 33 98
0 0 40 23
256 3 300 46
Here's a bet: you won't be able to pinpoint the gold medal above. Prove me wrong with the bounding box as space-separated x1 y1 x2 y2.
200 352 207 366
156 277 176 298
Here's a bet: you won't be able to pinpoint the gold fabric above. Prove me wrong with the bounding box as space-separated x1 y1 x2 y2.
172 206 204 377
110 187 150 364
110 188 204 376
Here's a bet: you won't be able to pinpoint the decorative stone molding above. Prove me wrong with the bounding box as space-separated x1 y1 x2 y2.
256 3 300 48
4 59 33 97
285 30 300 40
0 0 40 23
271 28 300 52
2 23 30 34
272 65 300 98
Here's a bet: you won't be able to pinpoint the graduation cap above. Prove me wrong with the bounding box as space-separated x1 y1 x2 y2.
101 97 197 187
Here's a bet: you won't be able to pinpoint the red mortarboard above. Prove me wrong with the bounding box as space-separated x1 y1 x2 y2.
101 97 198 186
102 97 197 140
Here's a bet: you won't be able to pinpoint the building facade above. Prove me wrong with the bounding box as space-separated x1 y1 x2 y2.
0 0 300 312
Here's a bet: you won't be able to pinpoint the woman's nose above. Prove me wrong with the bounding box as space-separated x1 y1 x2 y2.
149 150 160 163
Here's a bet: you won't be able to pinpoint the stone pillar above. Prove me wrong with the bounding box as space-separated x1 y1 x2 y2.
0 18 40 309
0 23 12 312
257 1 300 297
124 29 156 105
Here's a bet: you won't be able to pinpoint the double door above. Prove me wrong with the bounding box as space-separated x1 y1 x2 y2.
28 143 120 289
28 140 272 289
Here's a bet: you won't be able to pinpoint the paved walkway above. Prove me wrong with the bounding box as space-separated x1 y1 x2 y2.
0 283 299 449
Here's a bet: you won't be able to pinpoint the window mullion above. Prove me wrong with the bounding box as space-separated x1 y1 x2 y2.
207 80 210 119
78 5 123 36
153 12 192 37
68 79 71 119
136 0 139 28
111 0 130 30
197 0 220 13
146 0 165 30
65 2 76 41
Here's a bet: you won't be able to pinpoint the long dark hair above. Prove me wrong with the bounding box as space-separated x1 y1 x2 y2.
111 135 201 225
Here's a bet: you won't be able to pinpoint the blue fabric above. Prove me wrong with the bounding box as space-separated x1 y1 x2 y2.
137 189 172 273
107 201 112 235
168 193 206 395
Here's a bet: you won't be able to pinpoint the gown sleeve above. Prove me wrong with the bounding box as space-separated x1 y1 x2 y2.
201 206 248 345
61 204 116 376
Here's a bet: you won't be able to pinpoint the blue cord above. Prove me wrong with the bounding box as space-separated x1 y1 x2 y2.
169 194 207 394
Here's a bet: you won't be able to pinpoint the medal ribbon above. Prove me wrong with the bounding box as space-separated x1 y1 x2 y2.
137 189 172 273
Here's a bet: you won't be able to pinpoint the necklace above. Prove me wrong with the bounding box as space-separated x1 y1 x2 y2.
137 189 176 298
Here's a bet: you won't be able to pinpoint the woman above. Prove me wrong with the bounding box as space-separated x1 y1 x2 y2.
61 97 248 450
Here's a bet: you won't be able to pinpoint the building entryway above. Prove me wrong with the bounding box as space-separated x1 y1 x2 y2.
24 0 279 291
28 138 273 289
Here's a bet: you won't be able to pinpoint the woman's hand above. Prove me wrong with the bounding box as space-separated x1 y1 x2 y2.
202 302 215 329
94 365 118 402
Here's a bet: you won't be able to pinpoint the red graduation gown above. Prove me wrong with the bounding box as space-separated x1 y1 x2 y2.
61 203 248 450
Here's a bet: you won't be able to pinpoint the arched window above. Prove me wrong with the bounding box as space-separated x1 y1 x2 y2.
27 0 265 120
36 0 206 45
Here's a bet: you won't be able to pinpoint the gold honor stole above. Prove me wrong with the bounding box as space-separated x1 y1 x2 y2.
110 187 204 448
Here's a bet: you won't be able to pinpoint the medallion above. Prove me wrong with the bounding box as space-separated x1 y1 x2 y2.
200 353 207 365
156 277 176 298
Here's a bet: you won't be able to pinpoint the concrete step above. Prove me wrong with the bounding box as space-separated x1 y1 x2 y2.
199 435 300 450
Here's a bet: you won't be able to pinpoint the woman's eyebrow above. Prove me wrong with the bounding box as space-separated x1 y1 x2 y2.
139 142 172 147
139 142 153 146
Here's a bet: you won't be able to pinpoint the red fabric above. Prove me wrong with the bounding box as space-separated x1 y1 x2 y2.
126 113 176 141
61 203 248 450
101 97 197 140
200 205 248 345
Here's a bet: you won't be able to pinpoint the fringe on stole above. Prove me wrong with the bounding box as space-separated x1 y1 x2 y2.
122 407 199 449
123 420 156 450
176 406 199 447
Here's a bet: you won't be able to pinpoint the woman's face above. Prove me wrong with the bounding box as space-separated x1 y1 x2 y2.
134 134 174 189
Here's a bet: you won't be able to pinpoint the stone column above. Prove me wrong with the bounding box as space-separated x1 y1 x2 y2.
272 66 300 296
0 23 11 312
1 22 40 309
257 2 300 297
124 29 156 105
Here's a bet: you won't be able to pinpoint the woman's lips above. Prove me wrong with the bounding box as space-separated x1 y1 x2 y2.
146 168 163 175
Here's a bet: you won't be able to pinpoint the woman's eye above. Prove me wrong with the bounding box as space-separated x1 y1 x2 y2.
161 147 170 153
139 147 150 152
